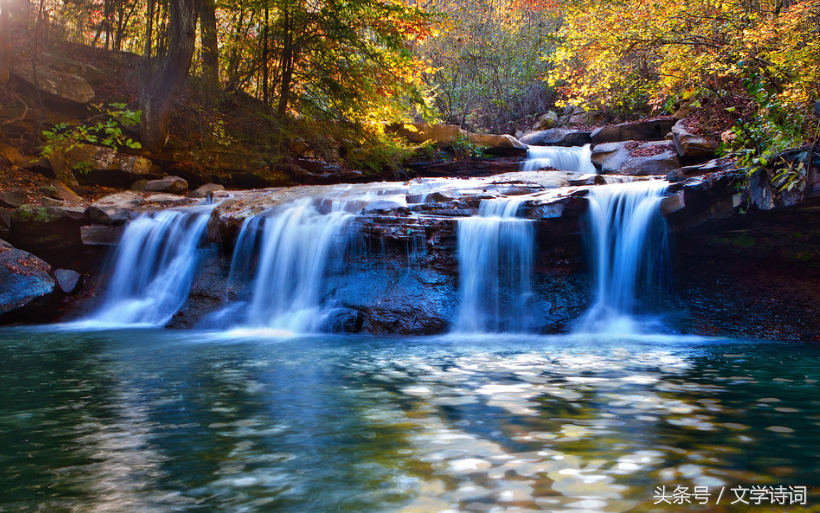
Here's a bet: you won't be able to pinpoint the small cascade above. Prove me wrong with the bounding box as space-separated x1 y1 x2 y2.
577 181 669 334
522 145 597 174
455 197 535 333
232 198 355 333
86 207 214 327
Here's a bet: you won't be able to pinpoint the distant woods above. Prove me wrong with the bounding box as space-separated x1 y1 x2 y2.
2 0 817 155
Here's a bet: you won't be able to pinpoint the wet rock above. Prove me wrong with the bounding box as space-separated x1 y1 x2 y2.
323 308 364 333
11 63 95 104
10 205 86 250
87 192 145 225
671 120 718 160
188 183 226 199
667 158 736 182
590 118 676 144
0 243 57 320
660 192 685 216
361 200 407 214
519 129 592 147
54 269 82 294
144 193 195 207
144 176 188 194
80 225 124 246
0 189 27 208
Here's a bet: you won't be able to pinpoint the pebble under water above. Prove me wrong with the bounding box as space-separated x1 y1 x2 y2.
1 329 818 512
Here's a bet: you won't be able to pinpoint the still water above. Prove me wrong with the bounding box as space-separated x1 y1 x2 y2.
1 329 818 512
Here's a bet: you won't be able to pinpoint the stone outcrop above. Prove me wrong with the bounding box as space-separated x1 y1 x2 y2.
10 205 86 250
11 62 95 104
54 269 82 294
671 119 718 160
0 189 28 208
519 129 592 147
59 145 155 186
38 180 83 204
590 118 677 144
144 176 188 194
188 183 225 199
87 191 145 225
591 141 680 175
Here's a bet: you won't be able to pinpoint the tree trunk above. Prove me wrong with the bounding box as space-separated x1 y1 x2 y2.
139 0 201 153
0 0 10 84
199 0 218 88
144 0 154 57
262 4 268 103
277 3 292 116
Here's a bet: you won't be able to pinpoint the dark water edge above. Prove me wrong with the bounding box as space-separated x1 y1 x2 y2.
1 327 819 512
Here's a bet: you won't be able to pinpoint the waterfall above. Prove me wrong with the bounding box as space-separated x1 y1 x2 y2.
522 145 597 174
577 181 669 334
455 198 535 333
85 207 214 327
231 198 355 334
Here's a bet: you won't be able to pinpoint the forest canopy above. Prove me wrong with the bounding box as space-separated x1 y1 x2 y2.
1 0 818 158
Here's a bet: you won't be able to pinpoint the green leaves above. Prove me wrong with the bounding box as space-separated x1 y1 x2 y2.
39 103 143 173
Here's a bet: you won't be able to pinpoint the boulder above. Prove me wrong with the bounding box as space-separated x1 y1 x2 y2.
667 158 736 182
590 118 677 144
468 134 528 156
144 176 188 194
671 120 718 160
0 208 11 239
519 129 592 147
566 106 604 125
0 189 27 208
10 205 86 250
87 192 145 225
144 193 195 207
11 62 95 104
80 225 124 246
389 122 466 145
592 141 680 175
54 269 82 294
42 52 109 85
38 180 83 204
60 145 154 186
188 183 226 199
0 243 57 319
534 111 559 130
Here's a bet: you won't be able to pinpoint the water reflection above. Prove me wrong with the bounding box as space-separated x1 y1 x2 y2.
0 329 818 512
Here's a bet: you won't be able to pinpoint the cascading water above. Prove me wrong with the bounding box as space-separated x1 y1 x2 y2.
229 198 355 334
83 206 214 327
455 198 535 333
522 145 597 174
577 181 669 334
